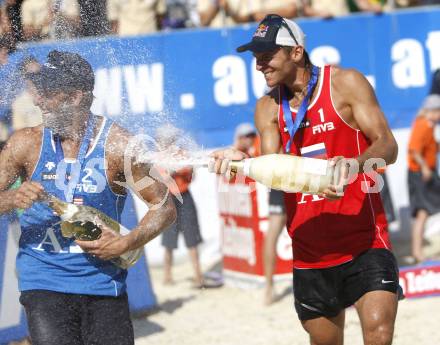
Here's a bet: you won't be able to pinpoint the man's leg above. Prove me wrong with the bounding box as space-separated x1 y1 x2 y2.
355 291 398 345
161 222 179 285
188 246 204 287
343 249 400 345
82 293 134 345
263 212 286 305
411 209 428 262
20 290 83 345
180 191 203 287
294 264 346 345
301 312 345 345
164 248 174 284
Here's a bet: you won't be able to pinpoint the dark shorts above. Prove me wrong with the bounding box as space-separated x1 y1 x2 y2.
162 191 202 249
20 290 134 345
293 248 401 321
269 189 285 215
408 170 440 216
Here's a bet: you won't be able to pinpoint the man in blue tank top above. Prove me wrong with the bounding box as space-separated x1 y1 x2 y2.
0 50 176 345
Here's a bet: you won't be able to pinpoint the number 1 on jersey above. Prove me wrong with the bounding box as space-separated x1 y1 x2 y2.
318 108 325 123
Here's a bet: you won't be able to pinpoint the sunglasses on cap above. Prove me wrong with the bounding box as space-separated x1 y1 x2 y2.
263 14 300 46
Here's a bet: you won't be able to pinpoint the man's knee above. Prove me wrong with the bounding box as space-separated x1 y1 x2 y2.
302 319 344 345
308 333 342 345
363 323 394 345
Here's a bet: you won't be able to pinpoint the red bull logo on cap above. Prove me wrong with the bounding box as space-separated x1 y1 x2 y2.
254 24 269 38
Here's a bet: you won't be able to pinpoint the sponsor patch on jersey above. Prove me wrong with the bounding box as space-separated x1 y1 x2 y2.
299 119 311 129
284 120 310 133
41 173 71 181
45 161 56 171
300 142 327 159
41 173 58 180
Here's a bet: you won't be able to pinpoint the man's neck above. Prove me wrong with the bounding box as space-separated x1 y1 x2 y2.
284 66 310 97
59 111 92 142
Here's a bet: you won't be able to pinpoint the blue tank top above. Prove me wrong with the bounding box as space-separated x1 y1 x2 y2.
17 116 128 296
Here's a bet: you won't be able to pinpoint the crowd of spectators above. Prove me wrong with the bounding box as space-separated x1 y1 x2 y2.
0 0 435 46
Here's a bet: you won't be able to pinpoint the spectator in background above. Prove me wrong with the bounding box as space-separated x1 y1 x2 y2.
78 0 110 36
407 94 440 264
0 2 12 36
50 0 80 39
162 0 200 29
0 34 12 65
5 0 23 43
430 69 440 95
233 122 259 156
0 34 19 149
11 56 42 131
22 0 80 41
347 0 384 13
21 0 51 41
297 0 350 18
233 124 291 307
232 123 287 306
107 0 166 36
394 0 419 7
379 171 396 226
198 0 251 28
155 125 205 288
248 0 298 23
198 0 296 28
263 189 286 305
418 0 440 4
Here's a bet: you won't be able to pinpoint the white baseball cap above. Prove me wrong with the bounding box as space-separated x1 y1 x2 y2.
237 14 305 53
234 122 256 139
422 94 440 110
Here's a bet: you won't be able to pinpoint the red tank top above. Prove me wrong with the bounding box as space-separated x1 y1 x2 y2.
277 65 390 269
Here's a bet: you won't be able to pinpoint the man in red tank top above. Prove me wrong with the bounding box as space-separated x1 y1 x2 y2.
211 14 400 345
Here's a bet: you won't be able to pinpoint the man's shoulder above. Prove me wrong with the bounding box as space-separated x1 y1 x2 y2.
9 125 42 145
107 122 132 141
256 88 279 108
331 66 364 85
330 66 372 99
2 125 43 163
105 122 136 158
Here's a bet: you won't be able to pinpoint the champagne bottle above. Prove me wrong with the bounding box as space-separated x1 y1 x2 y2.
229 154 334 194
46 195 142 269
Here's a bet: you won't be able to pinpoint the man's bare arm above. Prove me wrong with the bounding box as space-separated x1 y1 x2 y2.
254 91 283 155
253 4 298 22
210 91 282 174
110 125 177 249
335 68 398 169
124 162 177 250
76 127 177 259
0 130 44 213
199 3 220 26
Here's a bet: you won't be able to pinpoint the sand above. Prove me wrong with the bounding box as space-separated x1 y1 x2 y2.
133 262 440 345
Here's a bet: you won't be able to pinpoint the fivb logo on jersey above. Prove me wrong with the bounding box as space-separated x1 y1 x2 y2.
42 158 108 198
